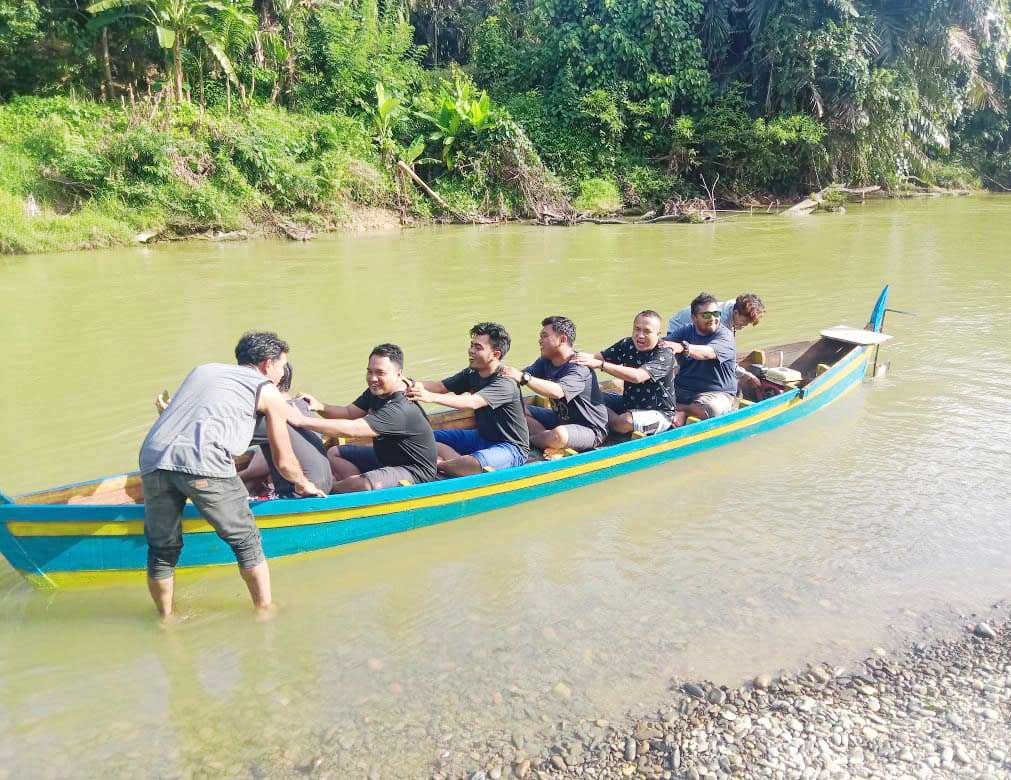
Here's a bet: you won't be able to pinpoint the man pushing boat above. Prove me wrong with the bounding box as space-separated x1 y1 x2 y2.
139 331 325 619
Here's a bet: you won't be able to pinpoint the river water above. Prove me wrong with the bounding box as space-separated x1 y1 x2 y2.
2 197 1010 778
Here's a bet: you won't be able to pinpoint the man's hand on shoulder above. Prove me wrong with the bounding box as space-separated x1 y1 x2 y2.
296 392 324 412
499 365 523 383
571 352 603 369
659 340 686 354
405 383 433 403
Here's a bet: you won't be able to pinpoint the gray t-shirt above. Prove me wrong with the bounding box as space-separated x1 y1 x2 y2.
139 363 269 478
352 390 438 483
524 356 609 437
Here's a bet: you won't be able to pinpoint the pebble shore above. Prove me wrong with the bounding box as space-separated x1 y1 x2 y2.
442 617 1011 780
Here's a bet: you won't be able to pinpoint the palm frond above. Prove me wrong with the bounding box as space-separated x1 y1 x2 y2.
823 0 859 17
746 0 779 40
86 0 144 14
808 81 825 117
947 25 981 71
700 0 733 61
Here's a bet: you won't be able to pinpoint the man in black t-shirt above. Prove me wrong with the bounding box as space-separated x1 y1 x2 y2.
407 322 530 476
500 316 609 452
573 310 677 436
295 344 437 492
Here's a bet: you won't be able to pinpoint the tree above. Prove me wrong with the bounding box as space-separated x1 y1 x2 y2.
87 0 257 102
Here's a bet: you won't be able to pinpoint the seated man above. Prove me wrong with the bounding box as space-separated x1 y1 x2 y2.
667 293 765 397
295 344 438 492
500 316 609 453
666 292 738 426
241 362 334 498
406 322 530 476
572 310 676 436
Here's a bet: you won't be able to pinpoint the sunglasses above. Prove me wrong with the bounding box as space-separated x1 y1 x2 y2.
698 310 721 321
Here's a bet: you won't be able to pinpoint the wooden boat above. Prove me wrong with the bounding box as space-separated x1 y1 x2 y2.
0 287 893 590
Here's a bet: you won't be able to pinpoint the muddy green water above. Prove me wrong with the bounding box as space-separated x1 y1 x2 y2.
2 197 1011 778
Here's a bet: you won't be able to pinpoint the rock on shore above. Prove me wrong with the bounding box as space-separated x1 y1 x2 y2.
453 618 1011 780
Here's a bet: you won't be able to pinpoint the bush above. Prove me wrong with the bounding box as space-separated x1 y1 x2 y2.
693 86 826 196
573 177 622 214
619 163 687 209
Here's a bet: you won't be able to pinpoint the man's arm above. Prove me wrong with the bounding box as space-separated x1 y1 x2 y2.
406 384 489 410
735 363 760 390
258 385 325 497
416 380 448 393
298 393 368 420
683 343 717 360
499 365 565 400
573 351 651 384
294 414 377 439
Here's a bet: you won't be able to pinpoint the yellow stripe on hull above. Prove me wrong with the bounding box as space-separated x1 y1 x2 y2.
9 349 868 540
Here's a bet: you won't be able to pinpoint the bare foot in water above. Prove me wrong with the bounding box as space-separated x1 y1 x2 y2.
255 602 279 623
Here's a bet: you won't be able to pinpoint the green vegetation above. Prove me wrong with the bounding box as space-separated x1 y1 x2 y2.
2 0 1011 253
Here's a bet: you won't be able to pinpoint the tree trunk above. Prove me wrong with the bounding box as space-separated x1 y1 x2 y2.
174 36 184 102
101 28 117 101
226 78 232 112
432 8 439 67
284 22 296 106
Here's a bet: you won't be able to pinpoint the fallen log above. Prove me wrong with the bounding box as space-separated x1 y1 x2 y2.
396 161 493 224
784 185 883 216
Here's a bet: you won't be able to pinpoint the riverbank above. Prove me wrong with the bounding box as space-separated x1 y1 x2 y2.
0 95 988 257
432 611 1011 780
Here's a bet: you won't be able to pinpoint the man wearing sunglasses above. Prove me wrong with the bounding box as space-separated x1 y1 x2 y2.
667 293 765 397
665 292 738 426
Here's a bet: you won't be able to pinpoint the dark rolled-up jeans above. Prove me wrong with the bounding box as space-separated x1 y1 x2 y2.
142 469 265 579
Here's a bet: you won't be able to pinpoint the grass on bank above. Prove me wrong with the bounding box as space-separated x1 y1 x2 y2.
0 96 403 255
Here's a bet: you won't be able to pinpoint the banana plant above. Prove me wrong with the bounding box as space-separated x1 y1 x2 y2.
415 78 497 170
370 82 404 166
398 136 427 168
87 0 256 103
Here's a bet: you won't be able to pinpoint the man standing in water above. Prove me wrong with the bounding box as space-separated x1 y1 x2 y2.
139 331 325 619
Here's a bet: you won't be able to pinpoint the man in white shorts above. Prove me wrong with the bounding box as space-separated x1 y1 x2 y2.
573 310 677 436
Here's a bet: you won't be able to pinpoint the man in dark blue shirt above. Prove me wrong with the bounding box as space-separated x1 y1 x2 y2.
500 316 609 452
665 292 738 426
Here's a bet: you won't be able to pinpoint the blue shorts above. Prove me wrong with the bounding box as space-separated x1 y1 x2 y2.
434 428 527 471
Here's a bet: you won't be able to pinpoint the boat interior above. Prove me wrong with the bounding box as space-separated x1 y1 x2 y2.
12 335 859 507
